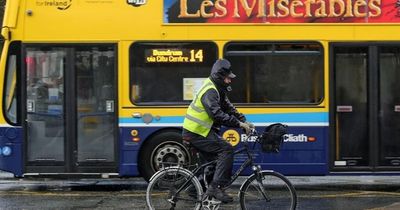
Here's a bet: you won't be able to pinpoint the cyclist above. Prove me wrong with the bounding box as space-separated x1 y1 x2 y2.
182 58 254 203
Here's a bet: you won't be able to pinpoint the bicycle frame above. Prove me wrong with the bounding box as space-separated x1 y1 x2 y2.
223 141 257 189
170 133 259 203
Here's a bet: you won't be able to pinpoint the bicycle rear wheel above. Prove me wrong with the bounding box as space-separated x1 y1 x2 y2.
146 167 203 210
239 171 297 210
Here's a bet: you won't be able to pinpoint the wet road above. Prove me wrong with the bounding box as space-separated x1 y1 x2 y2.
1 188 400 210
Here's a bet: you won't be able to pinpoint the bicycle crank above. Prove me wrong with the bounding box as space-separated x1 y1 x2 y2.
202 196 221 210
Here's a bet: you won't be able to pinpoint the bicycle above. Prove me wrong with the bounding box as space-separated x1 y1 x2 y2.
146 124 297 210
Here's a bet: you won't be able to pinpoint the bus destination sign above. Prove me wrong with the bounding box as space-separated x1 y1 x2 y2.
145 49 204 63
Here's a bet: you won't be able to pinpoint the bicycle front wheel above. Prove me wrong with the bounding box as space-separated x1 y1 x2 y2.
239 171 297 210
146 167 203 210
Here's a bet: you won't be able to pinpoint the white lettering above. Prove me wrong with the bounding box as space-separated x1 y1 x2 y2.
240 134 258 142
283 134 308 142
241 133 311 143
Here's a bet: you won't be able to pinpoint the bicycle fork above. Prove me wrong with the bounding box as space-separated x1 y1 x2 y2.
253 166 271 203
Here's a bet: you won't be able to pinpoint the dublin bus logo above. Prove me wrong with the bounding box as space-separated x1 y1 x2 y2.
127 0 146 7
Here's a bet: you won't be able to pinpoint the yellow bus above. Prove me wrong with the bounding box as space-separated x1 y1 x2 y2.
1 0 400 180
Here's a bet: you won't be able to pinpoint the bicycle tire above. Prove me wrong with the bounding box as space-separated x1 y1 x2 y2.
239 170 297 210
146 166 203 210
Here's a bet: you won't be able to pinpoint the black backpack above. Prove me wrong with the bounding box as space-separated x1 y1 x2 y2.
259 123 288 153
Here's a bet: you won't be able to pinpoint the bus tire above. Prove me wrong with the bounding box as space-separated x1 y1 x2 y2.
139 131 191 182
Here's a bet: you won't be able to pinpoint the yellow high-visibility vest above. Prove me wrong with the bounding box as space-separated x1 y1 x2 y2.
183 78 218 137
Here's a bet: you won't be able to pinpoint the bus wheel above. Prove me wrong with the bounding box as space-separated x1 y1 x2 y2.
139 131 190 181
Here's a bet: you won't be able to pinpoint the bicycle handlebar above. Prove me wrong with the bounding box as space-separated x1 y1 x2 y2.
242 128 260 144
250 128 258 135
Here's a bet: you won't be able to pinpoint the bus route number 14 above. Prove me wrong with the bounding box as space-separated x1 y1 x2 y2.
190 49 203 62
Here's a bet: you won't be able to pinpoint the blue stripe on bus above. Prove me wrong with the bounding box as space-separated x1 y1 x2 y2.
246 112 328 122
119 112 328 123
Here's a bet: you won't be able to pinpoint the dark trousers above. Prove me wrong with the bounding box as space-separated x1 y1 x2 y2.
186 130 234 187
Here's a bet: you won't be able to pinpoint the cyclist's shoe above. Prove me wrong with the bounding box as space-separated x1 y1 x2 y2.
205 185 233 203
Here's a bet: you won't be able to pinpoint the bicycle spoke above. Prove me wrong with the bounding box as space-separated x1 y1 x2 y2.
240 172 296 210
147 168 203 210
174 196 200 202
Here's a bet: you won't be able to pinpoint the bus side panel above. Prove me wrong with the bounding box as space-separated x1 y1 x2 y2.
260 126 329 175
118 125 329 177
119 126 168 176
119 127 139 176
0 127 23 177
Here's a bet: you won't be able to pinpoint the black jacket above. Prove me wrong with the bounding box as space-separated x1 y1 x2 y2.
200 77 246 132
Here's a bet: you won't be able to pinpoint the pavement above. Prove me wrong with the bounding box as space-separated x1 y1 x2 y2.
1 170 400 191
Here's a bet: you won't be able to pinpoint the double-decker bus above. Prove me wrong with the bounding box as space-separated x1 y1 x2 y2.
1 0 400 180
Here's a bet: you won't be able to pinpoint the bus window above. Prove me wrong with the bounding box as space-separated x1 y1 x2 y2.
225 42 324 104
3 42 20 125
130 42 217 105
